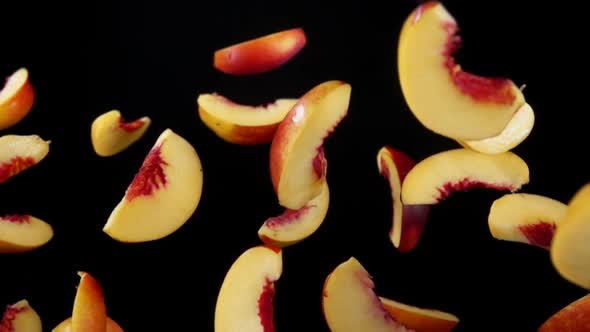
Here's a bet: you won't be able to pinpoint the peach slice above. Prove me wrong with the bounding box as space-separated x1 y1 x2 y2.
103 129 203 243
91 110 151 157
197 93 297 145
0 299 42 332
488 193 567 249
377 146 430 252
258 182 329 248
270 80 351 209
398 2 526 140
0 134 50 184
72 272 107 332
215 245 282 332
214 27 307 75
551 183 590 289
401 148 529 205
459 103 535 154
52 317 123 332
538 293 590 332
380 297 459 332
0 214 53 253
0 68 35 131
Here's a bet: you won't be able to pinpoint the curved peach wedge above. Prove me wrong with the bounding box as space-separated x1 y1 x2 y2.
103 129 203 243
0 134 50 184
214 27 307 75
538 293 590 332
398 2 526 140
215 246 282 332
0 68 35 131
380 297 459 332
0 299 42 332
197 93 297 145
52 317 123 332
270 80 351 209
488 193 567 249
0 214 53 253
72 272 107 332
377 146 430 252
401 148 529 205
258 182 329 248
91 110 151 157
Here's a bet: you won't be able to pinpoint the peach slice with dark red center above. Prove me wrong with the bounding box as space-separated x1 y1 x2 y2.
52 317 123 332
0 214 53 253
538 293 590 332
398 2 526 140
72 272 107 332
0 299 42 332
103 129 203 242
91 110 151 157
215 245 282 332
401 148 529 205
197 93 297 145
0 68 35 131
0 134 49 184
377 146 430 252
488 193 566 249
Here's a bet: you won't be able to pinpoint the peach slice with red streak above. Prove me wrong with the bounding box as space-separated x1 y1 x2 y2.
258 182 329 248
270 80 351 209
488 193 567 249
0 68 35 131
538 293 590 332
401 148 529 205
214 27 307 75
377 146 430 252
72 272 107 332
0 299 42 332
91 110 151 157
380 297 459 332
398 2 526 140
215 245 282 332
197 93 297 145
103 129 203 243
52 317 123 332
0 134 49 184
0 214 53 253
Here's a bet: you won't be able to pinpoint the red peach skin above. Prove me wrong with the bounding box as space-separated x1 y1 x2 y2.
0 68 35 131
72 272 107 332
538 293 590 332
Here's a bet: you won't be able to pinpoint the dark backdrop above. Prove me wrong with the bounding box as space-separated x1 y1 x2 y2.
0 1 586 331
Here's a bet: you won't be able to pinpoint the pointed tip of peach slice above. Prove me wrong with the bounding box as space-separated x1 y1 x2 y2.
401 148 529 205
379 297 459 332
538 293 590 332
0 134 50 184
72 272 107 332
1 299 43 332
0 68 35 131
52 317 123 332
0 214 53 253
91 110 151 157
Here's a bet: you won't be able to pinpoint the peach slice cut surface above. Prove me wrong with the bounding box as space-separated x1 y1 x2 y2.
72 272 107 332
380 297 459 332
0 134 49 184
0 68 35 131
398 2 526 140
52 317 123 332
538 293 590 332
197 93 297 145
91 110 151 157
0 299 42 332
0 214 53 253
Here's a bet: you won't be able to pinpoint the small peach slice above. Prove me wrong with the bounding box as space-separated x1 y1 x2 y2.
0 299 42 332
215 246 282 332
258 182 329 248
214 28 307 75
0 68 35 131
52 317 123 332
197 93 297 145
460 103 535 154
103 129 203 242
401 148 529 205
551 183 590 289
380 297 459 332
377 146 430 252
0 214 53 253
398 2 526 140
91 110 151 157
270 81 351 209
0 134 49 184
538 293 590 332
488 193 567 249
72 272 107 332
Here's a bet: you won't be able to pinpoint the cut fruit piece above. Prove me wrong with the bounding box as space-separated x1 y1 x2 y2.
538 293 590 332
398 2 526 140
52 317 123 332
0 214 54 253
214 27 307 75
401 148 529 205
0 134 50 184
551 183 590 289
91 110 151 157
0 299 42 332
488 193 567 249
103 129 203 243
460 103 535 154
72 272 107 332
380 297 459 332
215 245 282 332
377 146 430 252
270 80 351 209
197 93 297 145
0 68 35 131
258 182 329 248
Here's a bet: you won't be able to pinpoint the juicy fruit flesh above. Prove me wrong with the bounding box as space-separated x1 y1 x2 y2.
0 157 35 183
437 178 513 202
258 280 276 332
0 69 28 103
518 222 556 249
125 145 168 201
2 214 31 224
264 206 312 229
0 215 54 251
0 305 25 331
119 117 145 132
198 93 297 125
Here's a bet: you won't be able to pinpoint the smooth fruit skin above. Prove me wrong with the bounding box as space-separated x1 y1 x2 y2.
0 68 35 131
538 293 590 332
52 317 124 332
72 272 107 332
380 297 459 332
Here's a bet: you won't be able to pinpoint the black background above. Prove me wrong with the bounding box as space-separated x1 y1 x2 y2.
0 0 587 331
